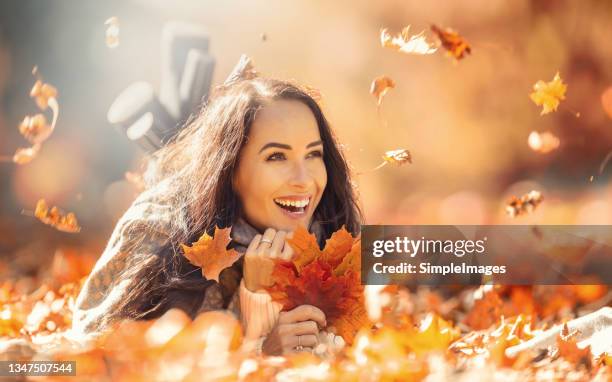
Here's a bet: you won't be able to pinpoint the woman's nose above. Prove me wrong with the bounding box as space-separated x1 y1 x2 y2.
288 161 313 188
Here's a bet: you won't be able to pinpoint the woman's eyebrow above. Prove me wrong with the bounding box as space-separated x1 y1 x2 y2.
306 140 322 148
259 142 291 153
258 140 322 153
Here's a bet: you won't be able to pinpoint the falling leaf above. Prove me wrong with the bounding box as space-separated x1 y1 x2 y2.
530 72 567 115
30 79 58 111
430 24 471 60
18 114 53 145
505 190 543 217
267 226 366 343
380 26 437 55
370 76 395 106
34 199 81 233
180 226 242 282
26 68 59 143
528 131 560 154
104 17 120 48
12 144 42 164
383 149 412 166
360 149 413 174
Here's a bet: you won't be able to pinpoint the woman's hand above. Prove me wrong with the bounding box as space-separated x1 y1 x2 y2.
262 304 326 355
243 228 293 292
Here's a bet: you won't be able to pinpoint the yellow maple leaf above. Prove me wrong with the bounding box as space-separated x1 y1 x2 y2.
180 226 242 282
530 72 567 115
402 313 459 355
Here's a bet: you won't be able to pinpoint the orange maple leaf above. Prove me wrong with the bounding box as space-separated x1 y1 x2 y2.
370 76 395 106
180 226 242 282
286 225 321 272
556 323 592 365
267 226 366 343
322 227 355 268
430 24 471 60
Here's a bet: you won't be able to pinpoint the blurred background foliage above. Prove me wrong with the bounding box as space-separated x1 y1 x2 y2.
0 0 611 288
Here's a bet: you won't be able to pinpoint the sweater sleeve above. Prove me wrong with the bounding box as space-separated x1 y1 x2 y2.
71 191 173 336
239 280 282 340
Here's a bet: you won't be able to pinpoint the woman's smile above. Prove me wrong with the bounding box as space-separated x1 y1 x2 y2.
273 195 312 220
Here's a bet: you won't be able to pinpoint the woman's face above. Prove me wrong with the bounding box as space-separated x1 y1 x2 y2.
233 99 328 232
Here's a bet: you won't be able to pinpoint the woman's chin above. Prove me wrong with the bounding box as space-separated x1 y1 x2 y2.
270 216 311 232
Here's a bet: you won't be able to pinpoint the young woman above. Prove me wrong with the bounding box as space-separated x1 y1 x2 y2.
71 61 362 355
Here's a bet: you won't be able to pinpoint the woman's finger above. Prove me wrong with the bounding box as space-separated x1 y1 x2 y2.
257 228 277 256
291 334 318 348
280 242 294 260
246 234 262 255
279 305 326 327
269 231 287 258
289 320 319 336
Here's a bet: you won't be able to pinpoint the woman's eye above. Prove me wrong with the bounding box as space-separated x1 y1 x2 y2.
307 150 323 159
266 152 286 161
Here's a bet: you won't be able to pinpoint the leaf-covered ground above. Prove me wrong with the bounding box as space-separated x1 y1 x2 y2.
0 248 610 381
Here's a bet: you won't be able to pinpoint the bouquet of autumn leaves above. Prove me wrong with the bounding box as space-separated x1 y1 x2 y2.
181 225 368 344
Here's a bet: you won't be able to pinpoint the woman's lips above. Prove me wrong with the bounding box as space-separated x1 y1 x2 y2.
273 195 311 219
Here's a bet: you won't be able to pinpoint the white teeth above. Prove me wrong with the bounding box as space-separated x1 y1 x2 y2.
274 198 310 208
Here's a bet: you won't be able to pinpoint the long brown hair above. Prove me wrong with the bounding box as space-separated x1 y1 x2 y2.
120 78 362 319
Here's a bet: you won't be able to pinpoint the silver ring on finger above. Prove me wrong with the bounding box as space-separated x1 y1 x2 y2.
260 238 273 245
294 335 303 351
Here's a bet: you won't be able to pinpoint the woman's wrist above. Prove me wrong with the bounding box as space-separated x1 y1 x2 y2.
239 279 281 339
